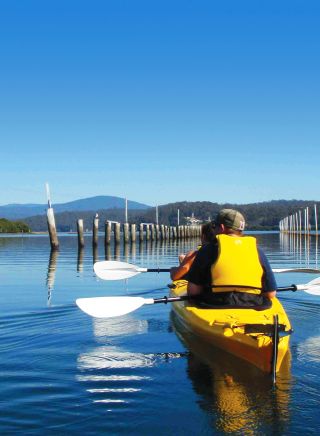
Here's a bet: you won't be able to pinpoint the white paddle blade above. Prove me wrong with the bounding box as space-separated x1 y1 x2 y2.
93 261 144 280
298 277 320 295
76 296 154 318
273 268 320 274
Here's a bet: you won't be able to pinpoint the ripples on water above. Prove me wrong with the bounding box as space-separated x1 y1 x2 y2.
0 232 320 434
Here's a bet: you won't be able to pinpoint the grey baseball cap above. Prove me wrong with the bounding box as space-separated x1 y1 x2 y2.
215 209 246 231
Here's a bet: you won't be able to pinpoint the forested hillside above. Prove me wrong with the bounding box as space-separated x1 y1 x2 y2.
0 219 30 233
22 199 319 232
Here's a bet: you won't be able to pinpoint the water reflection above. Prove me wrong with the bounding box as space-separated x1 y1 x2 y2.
171 312 292 434
46 248 59 304
92 315 149 340
279 233 319 269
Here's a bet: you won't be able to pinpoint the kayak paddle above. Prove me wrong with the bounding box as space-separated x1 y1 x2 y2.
76 276 320 318
93 260 320 281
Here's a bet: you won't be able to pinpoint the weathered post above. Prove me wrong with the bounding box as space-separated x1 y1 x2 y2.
92 244 98 264
45 183 59 249
92 214 99 247
77 219 85 248
173 226 177 239
77 247 84 272
105 243 111 260
115 222 121 244
146 224 150 241
131 224 136 243
105 221 112 245
123 222 130 244
151 224 155 241
139 223 144 243
47 207 59 249
114 242 120 259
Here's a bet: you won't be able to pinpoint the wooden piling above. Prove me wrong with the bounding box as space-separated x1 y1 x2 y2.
105 243 111 260
123 223 130 244
46 207 59 249
146 224 150 241
114 242 120 259
131 224 136 243
105 221 111 245
115 222 121 244
92 215 99 247
92 244 98 264
173 226 177 239
77 219 85 248
77 247 84 272
139 223 144 242
151 224 155 241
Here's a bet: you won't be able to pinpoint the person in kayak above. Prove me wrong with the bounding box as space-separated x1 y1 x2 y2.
170 222 216 281
187 209 277 308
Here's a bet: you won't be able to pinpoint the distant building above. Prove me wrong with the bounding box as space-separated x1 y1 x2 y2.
184 212 202 226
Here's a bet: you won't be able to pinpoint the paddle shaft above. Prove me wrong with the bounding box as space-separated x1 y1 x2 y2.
145 268 171 273
277 285 297 292
153 295 190 304
154 285 299 305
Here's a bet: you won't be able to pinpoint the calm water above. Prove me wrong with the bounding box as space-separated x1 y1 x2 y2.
0 232 320 435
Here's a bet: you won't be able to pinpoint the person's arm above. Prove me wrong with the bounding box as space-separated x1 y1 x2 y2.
170 250 197 280
258 248 277 299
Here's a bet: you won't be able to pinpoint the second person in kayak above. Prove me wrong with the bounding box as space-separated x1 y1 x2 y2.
187 209 277 308
170 222 216 281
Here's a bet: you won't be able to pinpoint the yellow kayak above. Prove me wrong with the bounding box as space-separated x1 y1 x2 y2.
169 280 292 375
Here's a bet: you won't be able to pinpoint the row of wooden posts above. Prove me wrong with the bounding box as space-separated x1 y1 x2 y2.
279 204 318 235
47 209 201 250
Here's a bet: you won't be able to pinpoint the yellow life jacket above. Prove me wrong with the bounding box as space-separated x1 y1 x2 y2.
210 234 263 294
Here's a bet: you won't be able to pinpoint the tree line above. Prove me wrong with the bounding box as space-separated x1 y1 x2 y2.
0 218 31 233
20 199 320 232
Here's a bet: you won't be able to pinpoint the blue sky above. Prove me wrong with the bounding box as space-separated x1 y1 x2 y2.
1 0 319 206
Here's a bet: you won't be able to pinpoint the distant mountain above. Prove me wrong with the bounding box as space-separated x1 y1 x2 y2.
0 196 151 220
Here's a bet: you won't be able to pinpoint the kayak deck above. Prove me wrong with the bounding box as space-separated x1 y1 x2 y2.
170 280 292 373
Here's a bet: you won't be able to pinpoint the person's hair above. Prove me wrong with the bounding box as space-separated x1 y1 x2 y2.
224 227 242 236
201 222 216 243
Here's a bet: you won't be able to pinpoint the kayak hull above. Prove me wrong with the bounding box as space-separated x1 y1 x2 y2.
170 280 292 373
